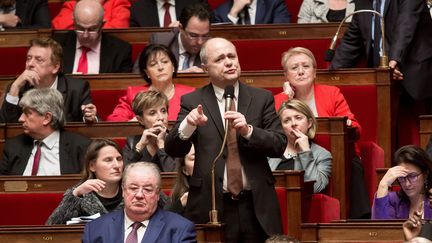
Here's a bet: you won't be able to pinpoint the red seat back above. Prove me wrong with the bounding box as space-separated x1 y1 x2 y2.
0 47 27 76
0 193 63 225
275 187 288 235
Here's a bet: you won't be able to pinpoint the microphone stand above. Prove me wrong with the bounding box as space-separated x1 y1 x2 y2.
209 104 231 224
326 10 388 68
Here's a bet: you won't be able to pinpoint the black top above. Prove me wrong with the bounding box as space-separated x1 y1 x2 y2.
275 155 295 170
326 8 346 22
96 188 123 212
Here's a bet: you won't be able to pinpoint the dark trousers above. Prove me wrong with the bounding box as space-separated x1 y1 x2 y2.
222 191 267 243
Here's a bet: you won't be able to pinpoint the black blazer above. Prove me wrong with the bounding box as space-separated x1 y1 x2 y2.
129 0 210 27
0 130 90 175
0 74 93 123
53 31 133 74
123 134 176 172
14 0 51 28
330 0 432 100
165 82 286 235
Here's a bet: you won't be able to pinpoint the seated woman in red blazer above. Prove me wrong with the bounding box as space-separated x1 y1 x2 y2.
51 0 131 29
107 44 195 121
274 47 370 219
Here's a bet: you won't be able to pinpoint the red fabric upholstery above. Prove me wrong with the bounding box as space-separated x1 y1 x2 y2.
275 187 288 235
338 85 378 143
232 39 331 70
208 0 226 10
132 43 147 64
91 89 126 121
48 2 63 19
285 0 303 23
359 141 385 205
0 47 27 76
305 193 340 223
0 193 63 225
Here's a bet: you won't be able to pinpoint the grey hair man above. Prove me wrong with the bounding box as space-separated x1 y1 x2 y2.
0 88 91 175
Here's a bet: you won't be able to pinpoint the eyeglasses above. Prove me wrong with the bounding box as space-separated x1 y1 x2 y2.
184 30 210 40
75 24 102 35
397 172 422 184
125 186 158 196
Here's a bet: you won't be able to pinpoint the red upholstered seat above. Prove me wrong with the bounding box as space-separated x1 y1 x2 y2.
305 193 340 223
359 141 385 205
233 39 331 70
0 193 63 225
48 2 63 19
0 47 27 76
91 89 127 121
275 187 288 234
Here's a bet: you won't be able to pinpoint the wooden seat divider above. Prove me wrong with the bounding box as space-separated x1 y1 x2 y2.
419 115 432 149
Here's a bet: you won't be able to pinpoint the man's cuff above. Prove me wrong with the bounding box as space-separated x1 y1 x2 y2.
227 14 239 24
5 93 19 105
242 125 253 140
178 118 197 140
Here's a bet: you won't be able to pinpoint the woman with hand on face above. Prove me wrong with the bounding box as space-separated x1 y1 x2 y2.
268 99 332 193
372 145 432 220
274 47 370 219
47 139 124 224
107 44 195 122
122 90 176 172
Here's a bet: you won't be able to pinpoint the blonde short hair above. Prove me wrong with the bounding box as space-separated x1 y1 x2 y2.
278 99 317 139
281 47 317 70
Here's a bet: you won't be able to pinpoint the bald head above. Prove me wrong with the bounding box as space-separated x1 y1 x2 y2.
73 0 104 26
200 37 236 65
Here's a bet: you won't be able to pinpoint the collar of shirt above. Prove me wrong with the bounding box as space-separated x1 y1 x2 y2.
212 81 240 103
50 76 59 90
178 33 187 56
75 38 102 56
157 0 175 9
124 212 149 232
40 130 60 151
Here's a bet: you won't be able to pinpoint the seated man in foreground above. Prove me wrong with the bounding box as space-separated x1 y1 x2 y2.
0 88 90 175
82 162 196 243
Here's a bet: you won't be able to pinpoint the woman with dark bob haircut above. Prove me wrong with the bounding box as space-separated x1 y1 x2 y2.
47 138 124 224
372 145 432 219
107 44 195 121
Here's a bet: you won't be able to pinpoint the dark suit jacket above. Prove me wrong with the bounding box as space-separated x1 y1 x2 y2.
129 0 210 27
165 82 286 235
133 29 202 73
330 0 432 100
82 208 196 243
0 74 93 123
14 0 51 28
213 0 291 24
0 130 90 175
53 31 133 74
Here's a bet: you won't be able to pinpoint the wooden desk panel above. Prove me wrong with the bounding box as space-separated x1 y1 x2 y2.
420 115 432 149
0 175 80 193
0 23 347 48
302 221 404 243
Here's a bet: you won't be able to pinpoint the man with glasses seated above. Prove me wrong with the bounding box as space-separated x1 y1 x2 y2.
372 145 432 220
0 37 98 123
132 3 211 74
53 0 132 74
82 162 196 243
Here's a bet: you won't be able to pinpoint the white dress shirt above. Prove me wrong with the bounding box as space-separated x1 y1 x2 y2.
73 40 101 74
157 0 177 27
178 34 195 70
124 212 149 243
23 130 61 176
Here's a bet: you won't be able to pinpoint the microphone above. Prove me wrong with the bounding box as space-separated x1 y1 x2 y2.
208 85 235 224
325 10 388 68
